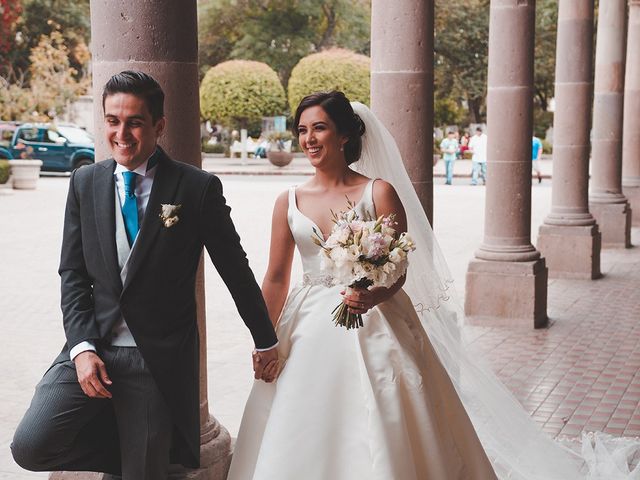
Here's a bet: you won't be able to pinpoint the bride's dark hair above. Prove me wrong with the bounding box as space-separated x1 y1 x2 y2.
293 91 366 165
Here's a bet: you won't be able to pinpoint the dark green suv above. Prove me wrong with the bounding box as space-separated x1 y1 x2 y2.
0 122 95 172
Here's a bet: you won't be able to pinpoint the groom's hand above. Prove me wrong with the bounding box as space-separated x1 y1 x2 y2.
252 348 279 383
74 351 113 399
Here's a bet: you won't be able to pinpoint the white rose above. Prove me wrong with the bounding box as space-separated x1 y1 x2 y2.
330 247 348 266
336 227 351 244
347 244 361 261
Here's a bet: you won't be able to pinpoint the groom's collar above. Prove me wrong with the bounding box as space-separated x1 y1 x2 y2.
113 148 161 177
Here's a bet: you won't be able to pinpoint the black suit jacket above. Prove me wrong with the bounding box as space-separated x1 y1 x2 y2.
56 148 277 470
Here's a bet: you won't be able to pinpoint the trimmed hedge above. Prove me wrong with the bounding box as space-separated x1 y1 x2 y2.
0 160 10 184
287 48 370 112
200 60 287 127
202 143 226 154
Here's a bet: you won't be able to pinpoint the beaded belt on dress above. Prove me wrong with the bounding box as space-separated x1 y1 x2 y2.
302 273 334 288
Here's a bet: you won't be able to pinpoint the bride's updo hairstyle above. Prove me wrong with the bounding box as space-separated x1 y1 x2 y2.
293 91 366 165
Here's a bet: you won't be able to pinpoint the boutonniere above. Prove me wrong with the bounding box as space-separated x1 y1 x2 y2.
159 204 182 228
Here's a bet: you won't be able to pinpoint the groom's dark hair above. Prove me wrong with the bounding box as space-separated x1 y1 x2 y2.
293 91 366 165
102 70 165 124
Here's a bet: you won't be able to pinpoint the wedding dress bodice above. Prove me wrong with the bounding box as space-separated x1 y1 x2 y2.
287 179 375 280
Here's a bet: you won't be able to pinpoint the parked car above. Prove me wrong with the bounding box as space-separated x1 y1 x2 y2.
0 122 95 172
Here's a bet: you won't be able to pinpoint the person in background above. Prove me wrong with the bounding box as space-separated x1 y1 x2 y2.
468 127 487 186
531 135 543 184
440 129 459 185
458 132 470 159
254 134 269 159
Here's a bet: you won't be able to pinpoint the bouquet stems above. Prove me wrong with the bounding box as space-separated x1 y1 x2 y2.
331 301 364 330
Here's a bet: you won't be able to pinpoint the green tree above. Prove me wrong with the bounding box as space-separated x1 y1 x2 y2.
7 0 90 78
0 77 34 120
199 60 287 128
287 48 370 112
197 0 370 86
435 0 489 124
197 0 244 78
0 30 88 121
0 0 22 65
534 0 558 112
435 0 558 126
434 97 465 128
30 31 88 117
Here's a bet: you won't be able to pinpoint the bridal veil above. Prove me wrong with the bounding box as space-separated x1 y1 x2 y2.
350 101 640 480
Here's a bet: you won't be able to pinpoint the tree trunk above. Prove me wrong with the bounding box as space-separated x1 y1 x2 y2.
318 5 337 49
535 87 548 111
468 96 483 123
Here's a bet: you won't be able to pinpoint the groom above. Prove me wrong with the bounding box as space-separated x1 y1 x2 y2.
11 71 278 479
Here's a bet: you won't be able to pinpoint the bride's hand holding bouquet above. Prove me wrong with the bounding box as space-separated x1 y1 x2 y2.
312 201 415 329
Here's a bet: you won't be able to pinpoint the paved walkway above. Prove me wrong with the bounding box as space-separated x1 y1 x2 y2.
0 170 637 478
202 153 554 180
468 236 640 440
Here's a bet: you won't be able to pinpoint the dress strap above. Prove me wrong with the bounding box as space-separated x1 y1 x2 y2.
361 178 377 211
288 186 296 208
287 186 297 229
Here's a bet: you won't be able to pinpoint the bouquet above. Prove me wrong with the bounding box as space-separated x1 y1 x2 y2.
312 200 416 329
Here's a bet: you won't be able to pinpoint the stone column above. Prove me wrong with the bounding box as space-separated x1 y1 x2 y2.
622 0 640 226
589 0 632 247
50 2 231 479
371 0 434 224
537 0 601 279
465 0 548 328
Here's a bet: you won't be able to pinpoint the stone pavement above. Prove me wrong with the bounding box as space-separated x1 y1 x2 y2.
0 171 637 478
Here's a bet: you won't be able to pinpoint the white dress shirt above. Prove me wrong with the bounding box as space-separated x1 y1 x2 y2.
468 133 488 163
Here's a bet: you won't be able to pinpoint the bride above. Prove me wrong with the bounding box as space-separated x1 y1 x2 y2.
228 91 640 479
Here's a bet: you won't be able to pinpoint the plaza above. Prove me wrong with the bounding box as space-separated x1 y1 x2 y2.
1 0 640 477
1 169 639 478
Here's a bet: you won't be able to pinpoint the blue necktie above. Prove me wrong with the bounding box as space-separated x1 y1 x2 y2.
121 171 139 246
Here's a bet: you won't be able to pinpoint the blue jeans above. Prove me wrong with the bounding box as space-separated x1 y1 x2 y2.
445 159 455 184
471 161 486 185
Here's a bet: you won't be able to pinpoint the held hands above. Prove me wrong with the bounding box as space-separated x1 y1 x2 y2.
252 347 280 383
74 351 112 399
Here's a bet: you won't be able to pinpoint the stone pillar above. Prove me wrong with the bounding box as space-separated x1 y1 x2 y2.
371 0 434 224
465 0 548 328
537 0 601 279
622 0 640 226
589 0 632 247
50 2 231 479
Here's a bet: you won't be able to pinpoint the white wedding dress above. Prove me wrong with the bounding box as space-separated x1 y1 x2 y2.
229 102 640 480
227 179 498 480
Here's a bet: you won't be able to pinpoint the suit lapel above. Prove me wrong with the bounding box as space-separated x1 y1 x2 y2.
123 150 182 292
93 160 123 291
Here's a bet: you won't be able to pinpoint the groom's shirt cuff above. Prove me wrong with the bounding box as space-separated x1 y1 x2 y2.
69 341 97 361
255 341 278 352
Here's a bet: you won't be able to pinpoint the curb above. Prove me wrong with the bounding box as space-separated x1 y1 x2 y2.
202 167 552 180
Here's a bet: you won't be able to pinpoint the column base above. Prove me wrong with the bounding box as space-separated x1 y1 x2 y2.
169 416 232 480
49 416 232 480
589 201 632 247
537 224 601 279
465 258 548 328
622 185 640 227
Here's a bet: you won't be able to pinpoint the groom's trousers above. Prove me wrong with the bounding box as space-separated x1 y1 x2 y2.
11 345 173 480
